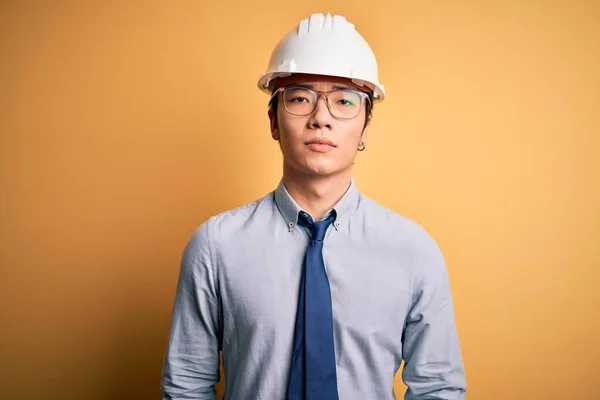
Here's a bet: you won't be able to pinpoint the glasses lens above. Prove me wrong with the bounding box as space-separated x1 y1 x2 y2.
283 88 317 116
328 90 363 119
281 87 365 118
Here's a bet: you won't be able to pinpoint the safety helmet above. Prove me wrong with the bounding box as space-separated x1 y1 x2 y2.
257 13 386 103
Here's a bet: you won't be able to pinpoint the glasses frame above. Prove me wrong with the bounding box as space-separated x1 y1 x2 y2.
271 85 371 120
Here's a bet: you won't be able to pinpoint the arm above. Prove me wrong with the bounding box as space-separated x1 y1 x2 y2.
401 224 467 399
162 219 222 400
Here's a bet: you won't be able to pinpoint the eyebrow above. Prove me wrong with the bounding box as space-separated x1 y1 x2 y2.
291 83 356 91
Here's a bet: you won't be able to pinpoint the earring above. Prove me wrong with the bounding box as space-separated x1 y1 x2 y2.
357 142 366 151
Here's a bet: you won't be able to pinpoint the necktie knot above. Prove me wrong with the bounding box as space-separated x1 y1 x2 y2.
298 212 336 242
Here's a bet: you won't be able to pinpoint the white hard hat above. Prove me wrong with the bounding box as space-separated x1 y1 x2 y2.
257 13 386 103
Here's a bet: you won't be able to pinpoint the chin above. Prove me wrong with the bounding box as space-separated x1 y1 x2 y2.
302 162 346 177
285 152 349 177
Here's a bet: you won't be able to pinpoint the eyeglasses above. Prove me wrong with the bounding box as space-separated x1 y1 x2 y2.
271 86 370 120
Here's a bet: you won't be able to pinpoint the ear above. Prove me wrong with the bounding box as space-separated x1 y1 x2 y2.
268 109 279 141
360 116 371 144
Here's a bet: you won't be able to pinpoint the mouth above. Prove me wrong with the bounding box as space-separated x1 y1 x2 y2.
305 140 335 153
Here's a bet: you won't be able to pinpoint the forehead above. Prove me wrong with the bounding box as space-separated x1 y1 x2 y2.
273 73 369 92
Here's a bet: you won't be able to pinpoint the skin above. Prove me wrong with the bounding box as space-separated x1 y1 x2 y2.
268 74 371 221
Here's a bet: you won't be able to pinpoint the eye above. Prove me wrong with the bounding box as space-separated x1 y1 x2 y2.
284 88 316 105
331 90 361 107
337 99 355 106
289 96 310 103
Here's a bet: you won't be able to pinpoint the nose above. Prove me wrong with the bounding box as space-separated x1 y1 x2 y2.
308 95 333 130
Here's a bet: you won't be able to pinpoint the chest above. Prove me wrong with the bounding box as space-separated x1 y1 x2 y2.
216 234 413 340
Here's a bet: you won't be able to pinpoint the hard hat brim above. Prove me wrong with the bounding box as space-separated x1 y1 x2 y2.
257 71 386 103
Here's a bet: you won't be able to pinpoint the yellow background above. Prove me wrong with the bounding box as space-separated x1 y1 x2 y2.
1 1 599 399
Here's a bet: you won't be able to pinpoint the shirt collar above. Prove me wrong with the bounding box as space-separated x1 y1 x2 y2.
274 177 360 232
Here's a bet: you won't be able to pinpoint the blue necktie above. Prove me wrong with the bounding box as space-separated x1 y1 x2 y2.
287 211 339 400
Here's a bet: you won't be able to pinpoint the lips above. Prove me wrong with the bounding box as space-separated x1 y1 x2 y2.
305 138 335 146
306 140 335 153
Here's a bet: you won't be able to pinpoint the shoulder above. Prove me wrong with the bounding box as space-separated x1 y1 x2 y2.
357 193 424 237
357 193 445 265
185 191 275 251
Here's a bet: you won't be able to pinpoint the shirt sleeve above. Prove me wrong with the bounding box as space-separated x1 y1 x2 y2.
401 224 467 399
162 218 222 400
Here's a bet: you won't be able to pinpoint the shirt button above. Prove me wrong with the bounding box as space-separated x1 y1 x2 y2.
288 221 295 228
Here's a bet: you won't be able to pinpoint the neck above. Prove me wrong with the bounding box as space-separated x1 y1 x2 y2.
282 164 352 221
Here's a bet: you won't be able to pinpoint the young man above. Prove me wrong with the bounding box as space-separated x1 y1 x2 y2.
162 13 466 400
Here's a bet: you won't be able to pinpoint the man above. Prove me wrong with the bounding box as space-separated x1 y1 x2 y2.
162 13 466 400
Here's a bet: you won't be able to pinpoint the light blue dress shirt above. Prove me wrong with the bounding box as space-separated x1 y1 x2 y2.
162 178 467 399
